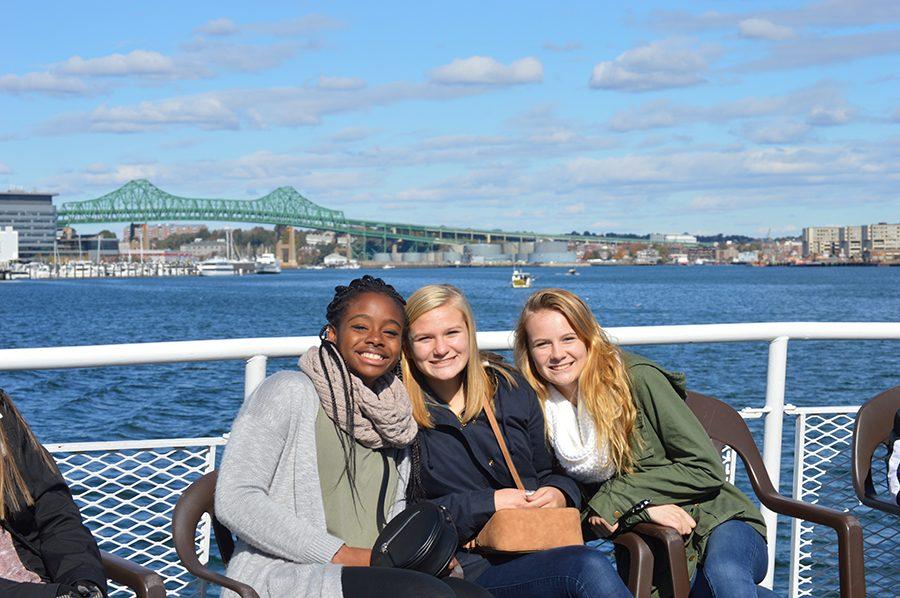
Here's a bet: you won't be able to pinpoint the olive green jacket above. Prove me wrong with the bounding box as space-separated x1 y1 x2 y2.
584 352 766 597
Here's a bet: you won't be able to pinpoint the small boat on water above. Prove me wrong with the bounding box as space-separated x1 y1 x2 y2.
254 253 281 274
511 269 533 288
198 257 236 277
566 268 579 276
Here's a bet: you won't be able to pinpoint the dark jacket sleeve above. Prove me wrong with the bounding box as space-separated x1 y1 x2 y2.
7 404 108 593
524 388 580 507
0 580 61 597
429 488 496 542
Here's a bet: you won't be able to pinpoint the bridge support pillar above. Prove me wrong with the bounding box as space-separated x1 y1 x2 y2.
276 227 297 268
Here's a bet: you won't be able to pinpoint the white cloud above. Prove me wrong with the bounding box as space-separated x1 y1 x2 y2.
430 56 543 86
0 163 11 174
196 18 238 36
739 29 900 71
328 127 375 142
57 50 181 77
565 203 586 214
37 81 486 134
0 72 90 96
82 98 240 133
741 120 811 144
738 18 794 40
806 105 855 125
589 39 717 92
180 39 298 73
316 76 366 90
606 82 855 131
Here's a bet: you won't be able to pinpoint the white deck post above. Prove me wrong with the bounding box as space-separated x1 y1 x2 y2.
244 355 268 400
761 336 789 589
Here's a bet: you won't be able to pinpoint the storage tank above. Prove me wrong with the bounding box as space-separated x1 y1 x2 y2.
372 253 392 263
402 252 425 263
465 243 502 256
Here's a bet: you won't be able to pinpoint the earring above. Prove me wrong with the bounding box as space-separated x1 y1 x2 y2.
319 325 330 342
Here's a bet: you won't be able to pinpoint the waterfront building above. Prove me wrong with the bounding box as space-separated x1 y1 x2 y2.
305 231 335 245
122 223 205 244
802 227 841 258
736 250 760 264
56 232 120 262
650 232 698 244
862 222 900 261
180 238 229 259
803 223 900 261
634 247 661 265
0 226 18 263
0 190 57 260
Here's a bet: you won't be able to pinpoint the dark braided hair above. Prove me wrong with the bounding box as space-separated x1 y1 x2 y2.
318 275 406 500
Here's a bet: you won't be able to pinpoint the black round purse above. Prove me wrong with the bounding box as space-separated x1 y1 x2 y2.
370 501 458 577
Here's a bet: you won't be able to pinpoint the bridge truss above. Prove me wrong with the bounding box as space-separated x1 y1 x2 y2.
57 180 653 247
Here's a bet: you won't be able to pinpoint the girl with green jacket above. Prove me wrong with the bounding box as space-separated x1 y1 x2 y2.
514 289 771 598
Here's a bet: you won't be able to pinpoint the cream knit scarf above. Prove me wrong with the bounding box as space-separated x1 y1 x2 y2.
543 386 616 484
299 345 417 449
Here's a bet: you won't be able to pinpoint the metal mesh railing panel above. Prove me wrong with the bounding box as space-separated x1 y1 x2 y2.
50 439 224 597
790 409 897 598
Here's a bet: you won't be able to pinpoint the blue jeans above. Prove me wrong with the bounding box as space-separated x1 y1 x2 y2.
690 520 778 598
472 545 631 598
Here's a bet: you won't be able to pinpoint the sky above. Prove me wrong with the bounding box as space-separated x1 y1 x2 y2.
2 0 899 237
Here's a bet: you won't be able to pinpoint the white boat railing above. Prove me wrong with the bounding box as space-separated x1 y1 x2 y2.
2 321 899 596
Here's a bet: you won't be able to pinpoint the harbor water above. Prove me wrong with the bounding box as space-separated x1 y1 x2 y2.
1 265 898 593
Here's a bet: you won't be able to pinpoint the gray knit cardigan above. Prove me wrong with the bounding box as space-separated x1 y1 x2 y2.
215 370 410 598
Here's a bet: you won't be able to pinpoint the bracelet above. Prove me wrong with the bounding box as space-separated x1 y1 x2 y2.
608 498 652 539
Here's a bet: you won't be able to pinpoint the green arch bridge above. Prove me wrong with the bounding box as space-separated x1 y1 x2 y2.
57 179 643 248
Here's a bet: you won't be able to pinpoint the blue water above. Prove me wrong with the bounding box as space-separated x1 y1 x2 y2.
1 265 898 593
1 266 896 443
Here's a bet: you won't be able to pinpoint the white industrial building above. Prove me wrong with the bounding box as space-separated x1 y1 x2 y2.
0 226 19 263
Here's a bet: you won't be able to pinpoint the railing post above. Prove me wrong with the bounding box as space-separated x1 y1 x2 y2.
244 355 268 400
761 336 789 589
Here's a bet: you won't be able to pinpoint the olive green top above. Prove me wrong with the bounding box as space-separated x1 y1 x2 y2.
585 352 766 598
315 404 400 549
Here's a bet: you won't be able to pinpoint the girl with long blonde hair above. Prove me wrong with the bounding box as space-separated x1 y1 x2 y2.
402 284 630 598
515 289 771 598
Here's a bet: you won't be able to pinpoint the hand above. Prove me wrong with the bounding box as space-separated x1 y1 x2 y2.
73 581 104 598
524 486 567 508
494 488 529 510
331 544 374 566
446 556 464 579
646 504 696 536
587 514 618 538
57 581 104 598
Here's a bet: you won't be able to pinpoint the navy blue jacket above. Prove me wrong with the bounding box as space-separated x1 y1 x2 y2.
415 371 580 573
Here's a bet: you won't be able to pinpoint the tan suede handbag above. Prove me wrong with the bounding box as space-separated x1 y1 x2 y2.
465 400 584 554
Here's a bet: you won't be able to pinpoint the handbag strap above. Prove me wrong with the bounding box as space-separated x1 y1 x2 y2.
481 399 525 491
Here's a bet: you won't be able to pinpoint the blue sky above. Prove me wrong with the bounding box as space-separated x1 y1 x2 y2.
2 0 898 237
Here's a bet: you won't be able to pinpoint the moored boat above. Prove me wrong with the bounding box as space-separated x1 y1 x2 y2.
254 253 281 274
198 257 236 276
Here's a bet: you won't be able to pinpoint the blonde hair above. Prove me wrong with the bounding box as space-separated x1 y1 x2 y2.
514 288 638 474
402 285 513 428
0 391 57 519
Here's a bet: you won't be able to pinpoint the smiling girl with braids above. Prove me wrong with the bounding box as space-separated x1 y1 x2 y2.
216 276 489 598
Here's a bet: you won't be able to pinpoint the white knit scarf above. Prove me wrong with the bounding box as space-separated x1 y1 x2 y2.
543 386 616 484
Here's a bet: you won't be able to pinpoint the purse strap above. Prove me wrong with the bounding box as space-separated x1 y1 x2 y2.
481 399 525 491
